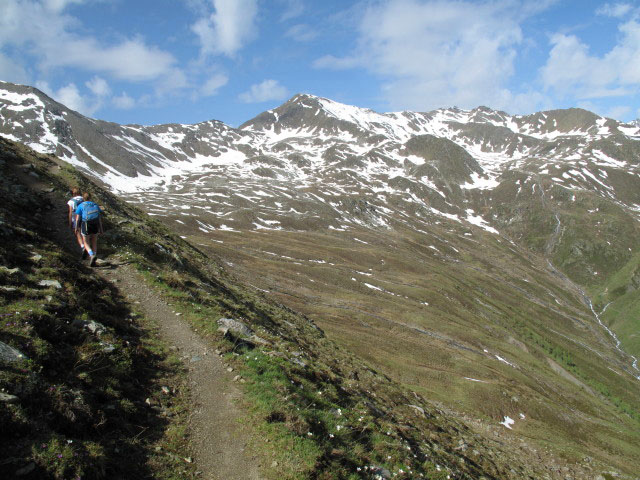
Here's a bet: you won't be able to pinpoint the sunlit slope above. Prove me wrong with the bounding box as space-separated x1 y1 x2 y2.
181 213 640 474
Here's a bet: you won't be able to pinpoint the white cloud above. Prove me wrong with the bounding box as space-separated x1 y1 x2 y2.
192 0 258 57
46 37 177 82
280 0 304 21
86 76 110 97
541 19 640 99
239 79 288 103
113 92 135 110
51 82 96 114
315 0 539 113
0 1 179 82
43 0 85 13
596 3 635 18
285 24 317 42
201 73 228 96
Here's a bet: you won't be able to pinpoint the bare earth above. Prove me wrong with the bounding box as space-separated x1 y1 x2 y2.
102 263 263 480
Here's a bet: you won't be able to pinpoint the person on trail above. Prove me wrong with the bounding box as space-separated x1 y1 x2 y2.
67 188 85 258
75 192 103 267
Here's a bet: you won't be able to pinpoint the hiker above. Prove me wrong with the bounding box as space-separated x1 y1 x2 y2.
67 188 85 257
74 192 103 266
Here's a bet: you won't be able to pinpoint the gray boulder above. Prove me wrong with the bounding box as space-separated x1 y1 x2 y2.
38 279 62 289
0 341 28 363
217 318 253 338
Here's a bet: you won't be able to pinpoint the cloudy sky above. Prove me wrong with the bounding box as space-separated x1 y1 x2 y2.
1 0 639 126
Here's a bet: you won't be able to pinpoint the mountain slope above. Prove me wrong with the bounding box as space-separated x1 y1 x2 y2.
3 136 620 479
2 81 640 477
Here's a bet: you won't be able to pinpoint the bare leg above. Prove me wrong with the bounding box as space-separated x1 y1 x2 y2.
90 235 98 255
75 229 84 248
82 235 89 253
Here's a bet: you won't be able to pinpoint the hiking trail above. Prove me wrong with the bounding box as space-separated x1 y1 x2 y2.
23 165 264 480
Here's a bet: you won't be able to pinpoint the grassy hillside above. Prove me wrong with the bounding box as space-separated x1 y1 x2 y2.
0 141 194 479
1 137 638 479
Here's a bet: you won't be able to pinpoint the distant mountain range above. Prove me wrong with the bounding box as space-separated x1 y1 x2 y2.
2 79 640 477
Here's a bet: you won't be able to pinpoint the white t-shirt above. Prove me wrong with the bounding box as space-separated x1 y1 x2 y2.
68 196 83 211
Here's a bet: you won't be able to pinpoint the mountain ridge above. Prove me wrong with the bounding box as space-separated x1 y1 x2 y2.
2 80 640 477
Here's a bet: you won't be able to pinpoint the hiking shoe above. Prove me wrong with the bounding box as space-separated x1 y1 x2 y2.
89 254 97 267
81 250 88 260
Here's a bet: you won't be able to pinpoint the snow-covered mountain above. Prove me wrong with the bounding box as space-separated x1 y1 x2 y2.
2 80 639 236
3 79 640 478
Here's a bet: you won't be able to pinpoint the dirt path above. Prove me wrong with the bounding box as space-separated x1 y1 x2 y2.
103 263 263 480
23 165 263 480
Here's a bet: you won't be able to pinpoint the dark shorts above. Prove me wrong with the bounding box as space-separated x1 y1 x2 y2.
81 219 100 236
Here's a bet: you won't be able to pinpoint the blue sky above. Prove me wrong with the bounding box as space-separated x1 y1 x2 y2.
1 0 639 126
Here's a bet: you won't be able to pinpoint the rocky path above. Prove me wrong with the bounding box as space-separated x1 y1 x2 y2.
23 165 263 480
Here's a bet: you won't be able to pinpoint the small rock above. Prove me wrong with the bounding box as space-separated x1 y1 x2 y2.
227 367 234 373
101 343 116 353
0 392 19 403
86 320 106 336
184 457 193 464
0 341 28 363
271 461 279 468
30 254 43 262
176 312 182 317
369 466 392 479
155 446 162 452
161 386 171 395
233 375 241 382
38 279 62 289
217 317 253 338
291 358 307 368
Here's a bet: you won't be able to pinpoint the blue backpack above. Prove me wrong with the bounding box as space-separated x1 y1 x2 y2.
82 201 101 222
